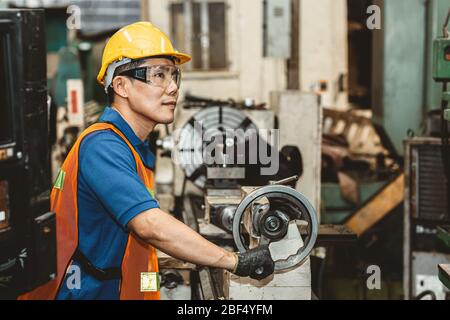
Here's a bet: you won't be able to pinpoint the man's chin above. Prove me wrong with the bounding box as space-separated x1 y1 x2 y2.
140 109 175 125
156 114 175 124
158 119 174 125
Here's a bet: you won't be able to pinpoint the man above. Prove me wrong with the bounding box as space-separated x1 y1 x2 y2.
19 22 273 300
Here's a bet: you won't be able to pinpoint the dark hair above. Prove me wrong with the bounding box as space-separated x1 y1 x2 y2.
107 56 177 104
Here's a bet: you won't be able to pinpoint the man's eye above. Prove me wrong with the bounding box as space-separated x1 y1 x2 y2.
154 72 165 79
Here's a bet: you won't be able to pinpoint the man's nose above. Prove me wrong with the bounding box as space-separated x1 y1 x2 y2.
166 78 178 95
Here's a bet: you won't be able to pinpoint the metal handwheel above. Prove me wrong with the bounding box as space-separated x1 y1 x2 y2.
232 185 319 271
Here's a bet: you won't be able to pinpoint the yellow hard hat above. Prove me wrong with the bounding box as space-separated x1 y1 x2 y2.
97 21 191 87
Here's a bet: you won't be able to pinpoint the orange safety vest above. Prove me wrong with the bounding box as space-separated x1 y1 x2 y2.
19 122 160 300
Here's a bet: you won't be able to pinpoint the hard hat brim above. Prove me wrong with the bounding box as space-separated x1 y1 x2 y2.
97 51 191 85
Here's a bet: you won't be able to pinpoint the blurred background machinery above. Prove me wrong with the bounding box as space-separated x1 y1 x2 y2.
0 9 54 299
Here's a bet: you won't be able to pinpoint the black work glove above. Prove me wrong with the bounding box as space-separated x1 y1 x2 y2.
232 245 275 280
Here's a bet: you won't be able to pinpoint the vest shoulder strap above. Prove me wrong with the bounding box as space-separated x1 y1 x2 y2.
76 122 147 174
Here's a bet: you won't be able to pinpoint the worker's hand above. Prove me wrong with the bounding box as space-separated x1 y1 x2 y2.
232 245 274 280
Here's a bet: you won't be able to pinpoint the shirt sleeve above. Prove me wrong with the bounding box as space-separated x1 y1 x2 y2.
78 130 160 229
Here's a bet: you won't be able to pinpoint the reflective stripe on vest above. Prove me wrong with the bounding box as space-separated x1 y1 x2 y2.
18 122 160 300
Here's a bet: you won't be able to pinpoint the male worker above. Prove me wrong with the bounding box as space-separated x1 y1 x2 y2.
19 22 273 300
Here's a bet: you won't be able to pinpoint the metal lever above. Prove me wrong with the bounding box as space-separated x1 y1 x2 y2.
269 175 299 186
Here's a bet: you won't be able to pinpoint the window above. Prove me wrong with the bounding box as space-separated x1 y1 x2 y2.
74 0 141 36
170 0 228 71
9 1 142 36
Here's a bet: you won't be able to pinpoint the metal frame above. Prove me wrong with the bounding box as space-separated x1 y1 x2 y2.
404 137 450 299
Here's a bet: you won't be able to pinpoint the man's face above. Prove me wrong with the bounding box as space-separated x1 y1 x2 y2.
126 58 179 124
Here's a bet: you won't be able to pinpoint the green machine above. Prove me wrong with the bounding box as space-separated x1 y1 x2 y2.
432 8 450 207
433 10 450 82
433 9 450 116
432 8 450 292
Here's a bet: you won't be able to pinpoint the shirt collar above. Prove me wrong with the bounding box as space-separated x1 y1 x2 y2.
99 106 155 168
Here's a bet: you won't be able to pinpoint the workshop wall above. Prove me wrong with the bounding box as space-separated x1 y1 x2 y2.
146 0 348 108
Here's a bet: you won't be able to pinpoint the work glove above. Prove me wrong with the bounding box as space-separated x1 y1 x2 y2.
232 245 275 280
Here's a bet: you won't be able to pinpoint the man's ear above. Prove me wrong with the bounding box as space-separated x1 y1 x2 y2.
111 76 129 99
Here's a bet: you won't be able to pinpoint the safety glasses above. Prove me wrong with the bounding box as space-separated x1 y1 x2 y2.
119 65 181 89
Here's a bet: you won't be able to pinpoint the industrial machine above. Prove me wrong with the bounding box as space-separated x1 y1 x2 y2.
402 8 450 300
430 7 450 296
404 138 450 299
155 94 321 299
0 9 55 299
